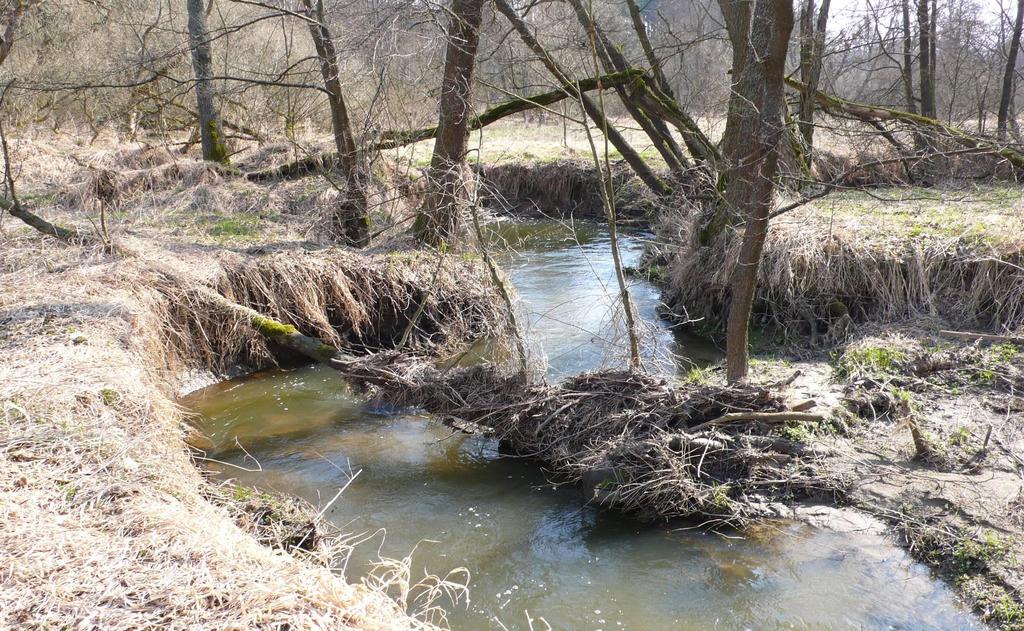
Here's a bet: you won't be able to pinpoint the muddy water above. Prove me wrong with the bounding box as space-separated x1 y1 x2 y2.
186 221 981 630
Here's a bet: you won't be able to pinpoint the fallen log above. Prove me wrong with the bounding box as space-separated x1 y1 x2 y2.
245 70 645 181
786 78 1024 169
199 288 354 364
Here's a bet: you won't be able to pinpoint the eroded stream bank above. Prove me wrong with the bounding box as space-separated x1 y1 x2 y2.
187 221 983 629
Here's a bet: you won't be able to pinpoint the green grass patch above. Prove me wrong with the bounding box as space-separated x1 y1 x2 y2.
833 345 907 381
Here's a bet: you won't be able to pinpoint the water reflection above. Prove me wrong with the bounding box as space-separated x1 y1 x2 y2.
482 219 720 378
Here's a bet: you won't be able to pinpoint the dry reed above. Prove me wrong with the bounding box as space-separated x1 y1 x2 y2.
660 200 1024 341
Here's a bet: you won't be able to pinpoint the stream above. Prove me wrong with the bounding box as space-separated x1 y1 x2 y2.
185 220 981 630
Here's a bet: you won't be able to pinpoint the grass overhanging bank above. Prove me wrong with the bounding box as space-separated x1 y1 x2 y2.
656 186 1024 343
0 217 505 628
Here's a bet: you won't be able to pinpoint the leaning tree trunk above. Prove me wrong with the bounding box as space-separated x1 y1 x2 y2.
301 0 371 247
414 0 486 247
998 0 1024 139
719 0 795 384
563 0 688 177
185 0 228 164
493 0 671 196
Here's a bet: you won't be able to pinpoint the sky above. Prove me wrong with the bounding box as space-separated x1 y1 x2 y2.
826 0 1014 31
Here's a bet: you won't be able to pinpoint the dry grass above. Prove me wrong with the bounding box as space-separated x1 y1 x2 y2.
660 185 1024 341
0 222 502 628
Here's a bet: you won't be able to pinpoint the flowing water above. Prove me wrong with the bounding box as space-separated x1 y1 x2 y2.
185 221 981 630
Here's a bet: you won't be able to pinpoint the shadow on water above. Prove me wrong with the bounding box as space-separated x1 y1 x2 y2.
184 220 981 630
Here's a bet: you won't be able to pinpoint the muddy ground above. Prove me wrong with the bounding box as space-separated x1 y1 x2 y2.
737 326 1024 629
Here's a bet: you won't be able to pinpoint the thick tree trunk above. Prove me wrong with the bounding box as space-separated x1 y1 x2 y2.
185 0 228 164
797 0 830 157
719 0 795 384
415 0 487 247
301 0 371 247
998 0 1024 139
717 0 755 161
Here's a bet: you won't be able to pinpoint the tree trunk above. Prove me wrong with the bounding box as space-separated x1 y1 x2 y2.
717 0 754 161
301 0 371 247
786 76 1024 168
245 71 646 181
901 0 918 113
0 1 30 67
719 0 795 384
563 0 689 176
0 120 82 244
998 0 1024 139
185 0 229 164
415 0 487 247
617 0 721 168
918 0 936 120
797 0 830 157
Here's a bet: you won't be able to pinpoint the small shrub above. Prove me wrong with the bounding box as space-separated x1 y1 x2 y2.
948 426 971 447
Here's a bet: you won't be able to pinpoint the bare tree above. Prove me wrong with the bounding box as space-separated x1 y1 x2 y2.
902 0 918 113
493 0 671 196
186 0 229 163
415 0 486 246
797 0 830 156
299 0 371 246
998 0 1024 138
718 0 795 383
